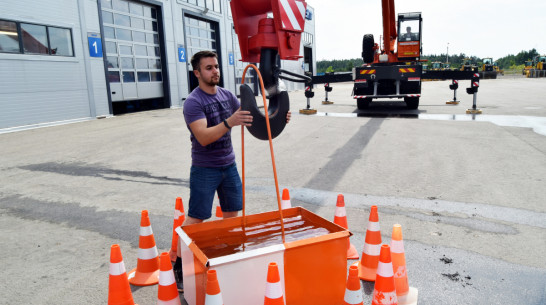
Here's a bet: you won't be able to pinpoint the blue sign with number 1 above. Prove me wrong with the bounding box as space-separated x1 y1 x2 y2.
88 36 102 57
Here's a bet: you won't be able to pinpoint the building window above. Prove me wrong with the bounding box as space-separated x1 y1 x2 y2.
302 31 313 46
181 0 221 13
0 20 20 53
49 27 74 56
21 23 49 54
0 19 74 56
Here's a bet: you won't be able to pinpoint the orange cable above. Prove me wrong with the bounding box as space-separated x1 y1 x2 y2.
241 64 286 243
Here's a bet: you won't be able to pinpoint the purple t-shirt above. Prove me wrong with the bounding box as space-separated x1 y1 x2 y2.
183 86 240 167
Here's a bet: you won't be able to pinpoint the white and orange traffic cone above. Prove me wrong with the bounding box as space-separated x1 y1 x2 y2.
169 197 185 262
108 244 138 305
343 265 364 305
371 245 398 305
333 194 359 260
157 252 181 305
353 205 382 281
214 195 223 219
390 224 418 305
281 189 292 209
264 262 284 305
205 270 224 305
215 205 223 219
128 210 160 286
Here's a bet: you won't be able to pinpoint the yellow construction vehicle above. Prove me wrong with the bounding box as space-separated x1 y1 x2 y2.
493 61 504 76
526 55 546 78
479 57 497 79
430 61 445 70
522 60 533 75
535 55 546 70
460 58 478 72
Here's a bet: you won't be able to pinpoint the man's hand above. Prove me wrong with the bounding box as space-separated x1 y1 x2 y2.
286 111 292 123
189 108 252 147
226 107 253 128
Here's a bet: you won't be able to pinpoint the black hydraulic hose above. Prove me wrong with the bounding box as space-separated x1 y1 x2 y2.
279 75 308 83
279 68 312 82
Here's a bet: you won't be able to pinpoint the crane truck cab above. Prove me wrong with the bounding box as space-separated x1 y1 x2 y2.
353 9 423 110
397 12 422 61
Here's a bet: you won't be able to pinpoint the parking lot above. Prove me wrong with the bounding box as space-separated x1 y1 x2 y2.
1 76 545 304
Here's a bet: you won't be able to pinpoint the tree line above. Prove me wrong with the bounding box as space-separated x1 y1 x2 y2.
316 49 542 73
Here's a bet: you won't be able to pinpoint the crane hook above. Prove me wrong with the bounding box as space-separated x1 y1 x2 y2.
240 84 289 141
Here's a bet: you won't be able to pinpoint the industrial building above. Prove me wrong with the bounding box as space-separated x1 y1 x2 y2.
0 0 316 131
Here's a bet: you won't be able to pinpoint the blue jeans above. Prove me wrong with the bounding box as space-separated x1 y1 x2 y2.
188 163 243 220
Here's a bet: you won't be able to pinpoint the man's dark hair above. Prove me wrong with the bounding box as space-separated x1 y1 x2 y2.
191 50 218 71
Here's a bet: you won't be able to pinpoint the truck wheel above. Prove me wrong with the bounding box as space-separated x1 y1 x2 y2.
357 98 372 109
362 34 375 64
405 97 419 109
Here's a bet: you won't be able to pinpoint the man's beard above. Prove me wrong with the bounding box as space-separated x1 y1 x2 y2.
204 76 220 86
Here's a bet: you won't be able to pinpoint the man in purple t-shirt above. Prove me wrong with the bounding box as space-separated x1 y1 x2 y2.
182 50 253 225
175 50 253 292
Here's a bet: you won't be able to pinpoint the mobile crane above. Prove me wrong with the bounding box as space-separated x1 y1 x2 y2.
229 0 481 140
305 0 479 111
353 7 424 109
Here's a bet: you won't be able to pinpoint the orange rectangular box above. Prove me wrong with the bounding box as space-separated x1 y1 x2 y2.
176 207 350 305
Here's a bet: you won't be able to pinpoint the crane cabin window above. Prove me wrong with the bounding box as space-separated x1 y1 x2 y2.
399 19 419 41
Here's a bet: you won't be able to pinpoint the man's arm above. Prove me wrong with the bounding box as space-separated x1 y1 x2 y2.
189 108 253 147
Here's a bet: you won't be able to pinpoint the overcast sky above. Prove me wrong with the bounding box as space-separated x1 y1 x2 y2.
305 0 546 61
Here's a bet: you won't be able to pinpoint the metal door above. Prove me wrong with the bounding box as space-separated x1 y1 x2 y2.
119 43 138 99
184 14 222 92
101 0 163 102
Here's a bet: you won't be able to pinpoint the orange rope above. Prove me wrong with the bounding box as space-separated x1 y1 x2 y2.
241 64 286 243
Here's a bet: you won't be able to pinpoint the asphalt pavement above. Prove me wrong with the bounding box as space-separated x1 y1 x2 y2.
1 75 545 304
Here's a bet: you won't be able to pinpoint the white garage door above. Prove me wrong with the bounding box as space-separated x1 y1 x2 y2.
100 0 163 102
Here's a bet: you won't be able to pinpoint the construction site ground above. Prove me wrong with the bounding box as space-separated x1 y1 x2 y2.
1 75 545 304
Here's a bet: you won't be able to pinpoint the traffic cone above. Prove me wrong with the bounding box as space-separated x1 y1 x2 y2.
343 265 364 305
128 210 160 286
333 194 359 260
371 245 398 305
390 224 418 305
157 252 181 305
354 205 382 281
281 188 292 209
169 197 185 262
264 262 284 305
205 270 224 305
216 205 223 219
108 244 138 305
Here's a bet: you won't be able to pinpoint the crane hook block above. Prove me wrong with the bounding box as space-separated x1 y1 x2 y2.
240 84 289 140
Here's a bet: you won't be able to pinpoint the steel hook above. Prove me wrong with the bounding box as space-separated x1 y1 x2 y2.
240 84 289 141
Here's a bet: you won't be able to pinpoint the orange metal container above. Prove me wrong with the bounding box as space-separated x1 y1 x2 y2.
176 207 350 305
